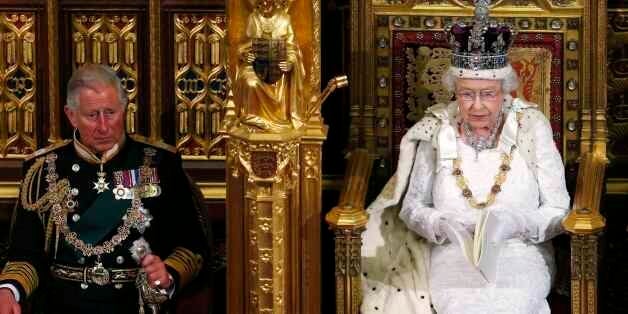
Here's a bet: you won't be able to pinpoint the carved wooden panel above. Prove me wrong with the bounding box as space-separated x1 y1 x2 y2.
607 10 628 178
374 15 578 171
0 12 37 156
173 13 227 157
71 13 140 134
602 8 628 312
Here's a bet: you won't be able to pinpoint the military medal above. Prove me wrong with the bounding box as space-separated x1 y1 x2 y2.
93 163 110 193
113 167 161 199
113 169 139 199
139 167 161 198
113 171 131 199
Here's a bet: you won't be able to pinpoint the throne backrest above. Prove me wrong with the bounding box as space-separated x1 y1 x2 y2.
409 46 552 119
389 29 565 168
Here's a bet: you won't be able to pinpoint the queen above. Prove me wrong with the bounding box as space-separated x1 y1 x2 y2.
360 1 569 313
233 0 306 131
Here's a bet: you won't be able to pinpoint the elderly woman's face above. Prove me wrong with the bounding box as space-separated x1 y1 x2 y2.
455 79 503 131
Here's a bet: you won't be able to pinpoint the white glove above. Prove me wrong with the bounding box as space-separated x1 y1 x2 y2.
485 210 529 243
435 212 476 243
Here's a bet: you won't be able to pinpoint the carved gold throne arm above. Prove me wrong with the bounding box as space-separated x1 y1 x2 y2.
562 152 607 314
325 149 372 314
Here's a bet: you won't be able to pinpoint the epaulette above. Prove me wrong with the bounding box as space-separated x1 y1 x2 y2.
25 139 72 162
129 134 177 154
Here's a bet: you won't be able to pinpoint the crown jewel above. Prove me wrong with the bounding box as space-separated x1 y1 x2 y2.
445 0 517 71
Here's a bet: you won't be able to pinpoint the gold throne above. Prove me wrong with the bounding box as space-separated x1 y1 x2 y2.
326 1 608 313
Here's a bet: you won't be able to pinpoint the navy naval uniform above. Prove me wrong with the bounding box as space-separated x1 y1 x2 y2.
0 136 208 314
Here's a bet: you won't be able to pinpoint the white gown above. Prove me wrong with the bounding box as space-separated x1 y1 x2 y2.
403 139 559 314
361 98 569 314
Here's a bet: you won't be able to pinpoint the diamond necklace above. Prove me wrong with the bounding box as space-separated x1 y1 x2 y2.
462 110 504 158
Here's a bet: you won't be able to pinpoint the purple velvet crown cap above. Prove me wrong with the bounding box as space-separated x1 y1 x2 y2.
447 22 515 55
444 1 517 71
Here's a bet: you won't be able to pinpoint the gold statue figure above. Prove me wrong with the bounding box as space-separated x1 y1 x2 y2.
234 0 306 131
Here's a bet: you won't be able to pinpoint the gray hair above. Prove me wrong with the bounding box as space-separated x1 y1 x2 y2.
66 64 128 110
441 67 520 94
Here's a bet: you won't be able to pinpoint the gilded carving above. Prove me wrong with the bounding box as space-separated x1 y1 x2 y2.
228 142 242 178
570 234 600 313
173 13 227 157
227 1 334 313
572 279 581 313
551 0 576 6
312 0 322 90
243 179 288 313
571 235 583 279
303 147 320 180
587 283 595 314
332 228 364 314
334 231 347 276
71 14 139 135
251 151 278 178
23 32 34 65
349 231 362 277
336 280 345 313
0 12 37 156
234 0 307 131
230 138 299 183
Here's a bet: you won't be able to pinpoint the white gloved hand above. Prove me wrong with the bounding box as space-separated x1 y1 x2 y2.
485 210 529 243
435 213 475 244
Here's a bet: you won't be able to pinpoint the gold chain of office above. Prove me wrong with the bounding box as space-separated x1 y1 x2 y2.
452 111 522 209
452 145 515 209
21 152 147 257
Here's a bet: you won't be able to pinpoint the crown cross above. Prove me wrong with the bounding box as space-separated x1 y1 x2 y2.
445 0 516 72
469 0 490 52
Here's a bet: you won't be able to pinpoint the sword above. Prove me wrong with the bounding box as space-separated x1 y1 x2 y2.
131 237 168 314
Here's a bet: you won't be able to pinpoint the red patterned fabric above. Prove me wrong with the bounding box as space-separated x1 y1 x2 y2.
391 30 563 168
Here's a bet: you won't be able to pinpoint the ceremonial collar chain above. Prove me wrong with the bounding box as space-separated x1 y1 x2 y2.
452 144 515 210
41 154 153 257
51 199 147 257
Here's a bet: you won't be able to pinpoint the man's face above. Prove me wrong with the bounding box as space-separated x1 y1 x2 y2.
64 84 125 154
455 79 503 131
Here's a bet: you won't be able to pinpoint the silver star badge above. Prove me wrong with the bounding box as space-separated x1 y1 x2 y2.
93 172 110 193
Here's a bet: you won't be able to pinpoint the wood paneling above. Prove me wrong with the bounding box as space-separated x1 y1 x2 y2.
0 1 227 313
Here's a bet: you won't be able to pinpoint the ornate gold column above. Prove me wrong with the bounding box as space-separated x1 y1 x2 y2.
325 149 371 314
227 130 301 313
226 0 346 313
563 153 606 314
563 1 608 313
